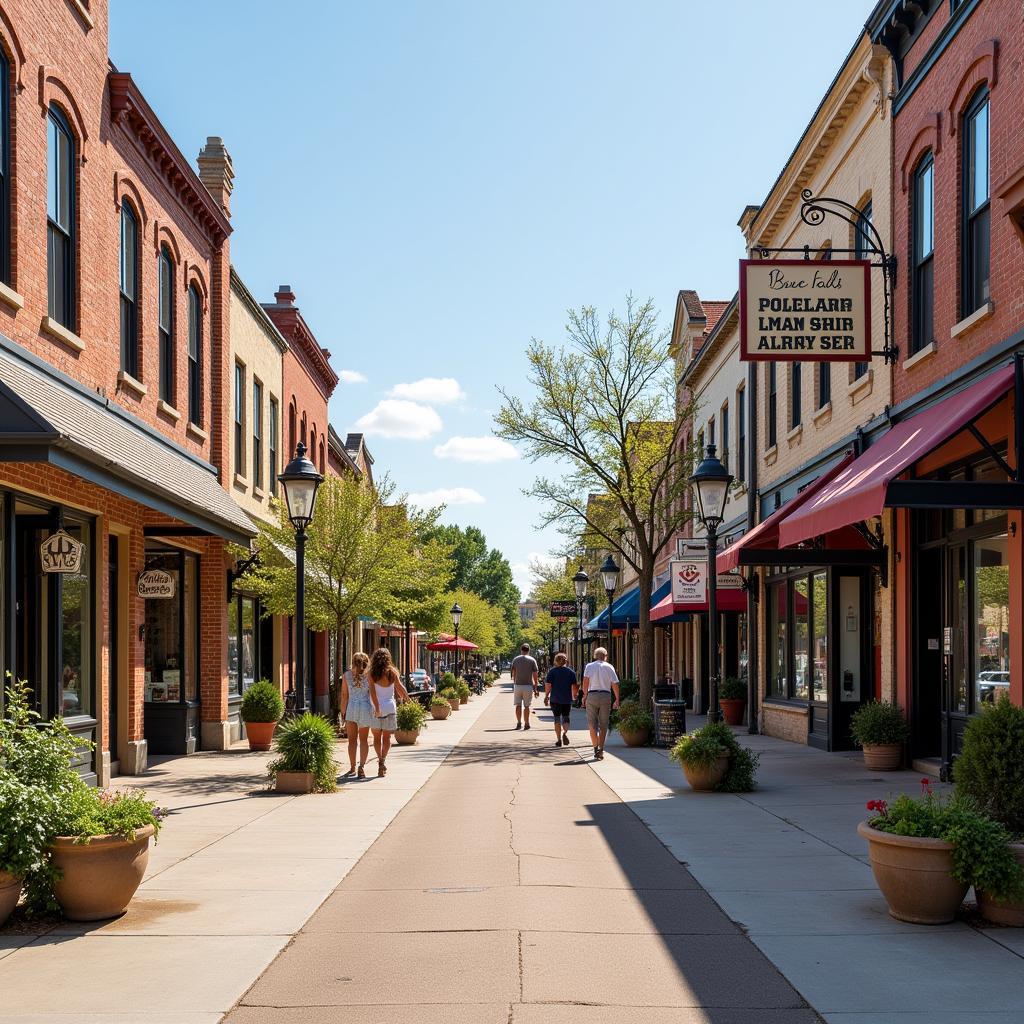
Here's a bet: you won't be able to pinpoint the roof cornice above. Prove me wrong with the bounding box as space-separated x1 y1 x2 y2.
229 268 289 354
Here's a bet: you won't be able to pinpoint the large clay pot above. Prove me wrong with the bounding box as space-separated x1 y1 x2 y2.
720 699 746 727
448 698 461 712
276 770 316 794
431 704 451 720
50 826 155 922
682 754 730 792
460 695 468 705
857 821 967 924
244 720 276 752
977 841 1024 926
619 726 650 747
862 743 903 771
395 728 420 746
0 870 23 927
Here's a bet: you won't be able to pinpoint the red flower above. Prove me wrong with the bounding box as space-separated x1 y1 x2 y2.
920 777 931 786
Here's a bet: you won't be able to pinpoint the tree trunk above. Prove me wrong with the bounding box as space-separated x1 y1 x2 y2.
328 625 344 726
636 561 656 707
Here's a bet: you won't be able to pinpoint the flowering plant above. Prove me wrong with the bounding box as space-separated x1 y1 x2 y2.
51 784 168 844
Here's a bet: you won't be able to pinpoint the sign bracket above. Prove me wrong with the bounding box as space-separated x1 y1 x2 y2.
751 190 899 365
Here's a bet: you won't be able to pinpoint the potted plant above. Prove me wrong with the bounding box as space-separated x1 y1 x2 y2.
850 700 909 770
431 694 452 720
954 695 1024 924
858 780 1024 924
719 677 747 726
669 721 759 792
441 687 460 712
395 700 428 745
440 672 457 691
456 680 471 705
616 700 653 747
267 712 339 793
240 679 284 752
0 776 47 926
48 784 166 921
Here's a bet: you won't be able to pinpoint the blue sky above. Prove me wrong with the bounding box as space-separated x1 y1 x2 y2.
110 0 864 596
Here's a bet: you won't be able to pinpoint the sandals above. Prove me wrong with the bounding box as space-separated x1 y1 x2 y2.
357 764 366 779
377 761 387 777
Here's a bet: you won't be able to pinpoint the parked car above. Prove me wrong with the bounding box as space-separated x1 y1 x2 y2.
977 670 1010 704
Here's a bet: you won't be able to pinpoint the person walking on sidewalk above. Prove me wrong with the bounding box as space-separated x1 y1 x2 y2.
582 646 619 760
369 648 409 777
510 643 539 730
340 652 374 778
544 651 578 747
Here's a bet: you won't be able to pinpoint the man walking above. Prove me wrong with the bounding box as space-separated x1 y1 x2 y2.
582 646 619 760
544 652 578 747
510 643 539 730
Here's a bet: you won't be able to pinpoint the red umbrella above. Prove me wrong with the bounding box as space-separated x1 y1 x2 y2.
426 636 479 651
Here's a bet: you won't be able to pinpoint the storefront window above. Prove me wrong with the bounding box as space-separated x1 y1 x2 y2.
736 612 748 683
144 549 197 703
241 597 256 692
812 571 828 702
794 579 809 699
184 555 198 701
952 546 968 713
228 593 261 696
60 521 91 717
228 598 240 695
974 533 1009 706
769 582 787 698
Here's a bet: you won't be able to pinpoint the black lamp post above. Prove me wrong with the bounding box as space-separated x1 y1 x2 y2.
450 602 463 680
573 567 589 671
277 441 323 714
690 443 733 723
600 554 620 664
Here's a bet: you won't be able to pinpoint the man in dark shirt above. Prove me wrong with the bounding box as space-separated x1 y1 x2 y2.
544 652 578 747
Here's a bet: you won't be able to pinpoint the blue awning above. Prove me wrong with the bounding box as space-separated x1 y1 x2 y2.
586 579 671 630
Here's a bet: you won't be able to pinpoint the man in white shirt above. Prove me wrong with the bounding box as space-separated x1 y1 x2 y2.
582 646 620 760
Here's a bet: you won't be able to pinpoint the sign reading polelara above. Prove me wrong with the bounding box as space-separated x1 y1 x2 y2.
739 259 871 361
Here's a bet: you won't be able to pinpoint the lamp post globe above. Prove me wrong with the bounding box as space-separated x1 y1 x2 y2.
689 443 733 723
450 602 463 680
276 442 324 715
599 554 619 665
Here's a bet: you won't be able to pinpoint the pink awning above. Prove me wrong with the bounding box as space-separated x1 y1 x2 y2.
651 582 748 619
777 365 1015 549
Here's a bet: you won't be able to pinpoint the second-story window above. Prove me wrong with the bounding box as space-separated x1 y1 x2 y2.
912 154 935 354
853 201 872 379
158 246 175 404
790 362 801 430
47 107 75 329
767 363 777 448
962 89 990 316
0 47 10 285
721 401 729 472
252 379 263 490
736 387 746 483
818 363 831 408
707 417 715 451
288 401 296 456
119 204 139 379
187 286 202 426
234 363 244 476
269 398 279 496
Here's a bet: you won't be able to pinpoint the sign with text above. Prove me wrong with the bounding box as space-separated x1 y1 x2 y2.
739 259 871 361
671 559 745 607
39 530 84 574
137 568 176 599
548 600 578 618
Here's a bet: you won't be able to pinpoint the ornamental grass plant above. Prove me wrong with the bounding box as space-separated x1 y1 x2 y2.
267 712 339 793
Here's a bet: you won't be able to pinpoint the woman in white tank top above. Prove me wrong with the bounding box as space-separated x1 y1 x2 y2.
368 647 409 777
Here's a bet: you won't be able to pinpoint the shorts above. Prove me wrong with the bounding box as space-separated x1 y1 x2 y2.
585 691 612 733
513 685 535 708
373 713 397 732
344 701 375 729
550 701 572 723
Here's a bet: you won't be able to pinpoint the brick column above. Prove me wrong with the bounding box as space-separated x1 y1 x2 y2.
199 536 231 749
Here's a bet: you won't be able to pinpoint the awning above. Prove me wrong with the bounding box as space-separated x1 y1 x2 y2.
649 590 691 624
0 340 255 545
777 364 1017 549
717 454 855 572
586 580 670 631
652 577 748 619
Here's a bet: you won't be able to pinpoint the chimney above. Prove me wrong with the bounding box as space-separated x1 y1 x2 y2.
197 136 235 217
274 285 296 307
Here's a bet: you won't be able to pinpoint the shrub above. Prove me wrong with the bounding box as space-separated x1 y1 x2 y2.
618 678 640 704
396 700 428 732
851 700 909 747
440 687 459 701
267 713 339 792
440 672 457 689
719 676 746 701
430 694 451 708
455 680 471 700
669 721 760 792
240 680 285 724
617 699 653 734
954 694 1024 837
51 784 167 843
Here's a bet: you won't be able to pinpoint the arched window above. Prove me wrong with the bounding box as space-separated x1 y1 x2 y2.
187 285 202 425
319 438 325 473
852 199 872 380
158 245 175 403
300 412 307 447
119 203 139 379
309 427 317 468
912 153 935 354
47 106 75 329
0 46 10 285
288 400 297 456
962 88 990 315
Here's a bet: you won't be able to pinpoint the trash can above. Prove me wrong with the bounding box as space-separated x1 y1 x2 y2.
653 683 677 703
654 700 687 748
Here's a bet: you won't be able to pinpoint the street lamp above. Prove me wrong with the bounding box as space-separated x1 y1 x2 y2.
690 443 733 723
450 601 463 680
600 554 619 665
277 441 323 714
573 567 589 672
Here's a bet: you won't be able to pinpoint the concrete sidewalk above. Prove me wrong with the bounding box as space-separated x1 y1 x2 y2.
0 685 503 1023
586 722 1024 1024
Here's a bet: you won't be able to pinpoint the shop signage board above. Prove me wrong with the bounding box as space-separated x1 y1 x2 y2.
39 530 84 574
670 559 744 605
137 568 176 599
548 600 577 618
739 259 871 361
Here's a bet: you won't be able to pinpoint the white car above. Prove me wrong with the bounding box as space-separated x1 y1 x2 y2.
977 670 1009 704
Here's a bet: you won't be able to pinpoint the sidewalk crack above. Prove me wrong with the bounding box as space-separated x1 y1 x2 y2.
505 763 523 886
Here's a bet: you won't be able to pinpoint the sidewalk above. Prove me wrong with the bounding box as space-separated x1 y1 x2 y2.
0 685 503 1024
586 721 1024 1024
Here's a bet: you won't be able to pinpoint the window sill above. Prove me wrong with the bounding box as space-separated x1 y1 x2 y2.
764 444 778 466
951 301 994 339
763 698 809 714
253 486 266 500
903 341 936 371
186 422 208 444
233 473 249 491
786 423 803 446
41 316 85 353
157 400 181 422
732 481 748 499
848 368 873 400
116 370 147 399
0 281 25 313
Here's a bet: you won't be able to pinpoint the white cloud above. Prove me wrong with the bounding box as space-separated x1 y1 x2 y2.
407 487 486 508
389 377 466 405
352 399 442 440
511 552 562 594
338 369 367 384
433 436 519 463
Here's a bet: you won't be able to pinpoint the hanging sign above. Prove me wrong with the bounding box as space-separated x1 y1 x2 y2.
739 259 871 361
671 558 744 606
39 530 84 574
137 568 176 599
548 600 577 618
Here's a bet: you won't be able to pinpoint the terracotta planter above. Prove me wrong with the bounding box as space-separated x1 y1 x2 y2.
276 770 316 794
720 698 746 726
977 841 1024 926
244 720 276 752
448 698 461 712
0 870 22 927
49 825 155 922
861 743 903 771
857 820 967 924
395 728 420 746
460 695 468 705
619 726 650 747
431 705 451 720
682 754 730 792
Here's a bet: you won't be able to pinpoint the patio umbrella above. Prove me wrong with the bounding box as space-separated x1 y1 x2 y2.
426 636 479 651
